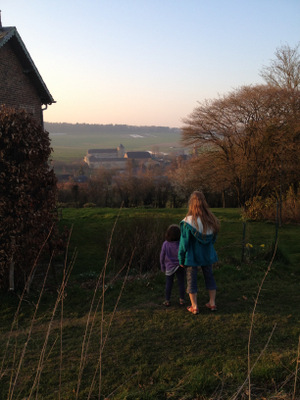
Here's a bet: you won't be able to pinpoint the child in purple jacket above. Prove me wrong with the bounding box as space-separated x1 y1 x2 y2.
160 224 185 306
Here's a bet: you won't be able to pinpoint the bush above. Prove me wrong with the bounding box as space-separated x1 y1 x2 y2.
0 107 58 289
242 187 300 223
83 203 97 208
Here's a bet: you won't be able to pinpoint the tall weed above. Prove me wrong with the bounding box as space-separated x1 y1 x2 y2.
109 217 170 274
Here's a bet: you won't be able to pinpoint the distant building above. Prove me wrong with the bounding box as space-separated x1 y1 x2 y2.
84 145 154 170
0 12 55 126
84 144 127 169
124 151 152 160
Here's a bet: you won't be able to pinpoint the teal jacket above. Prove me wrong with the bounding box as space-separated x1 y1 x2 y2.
178 220 218 267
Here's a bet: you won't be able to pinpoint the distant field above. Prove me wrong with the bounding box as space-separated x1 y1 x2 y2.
49 130 183 162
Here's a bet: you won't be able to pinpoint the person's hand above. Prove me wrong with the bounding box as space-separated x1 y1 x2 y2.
180 264 185 268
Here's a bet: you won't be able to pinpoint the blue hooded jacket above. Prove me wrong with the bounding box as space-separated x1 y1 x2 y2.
178 218 218 267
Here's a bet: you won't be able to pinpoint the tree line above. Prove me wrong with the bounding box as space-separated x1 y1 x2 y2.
44 122 180 135
57 159 236 209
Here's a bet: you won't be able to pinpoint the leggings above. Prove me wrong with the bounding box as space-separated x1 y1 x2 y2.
165 267 185 301
186 265 217 293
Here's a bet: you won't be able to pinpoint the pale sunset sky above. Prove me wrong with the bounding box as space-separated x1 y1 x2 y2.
1 0 300 127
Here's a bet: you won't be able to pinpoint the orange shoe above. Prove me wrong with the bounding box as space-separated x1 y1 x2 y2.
205 303 217 311
187 306 199 315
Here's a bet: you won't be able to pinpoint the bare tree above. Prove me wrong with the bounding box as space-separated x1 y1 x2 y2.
260 43 300 90
182 85 300 206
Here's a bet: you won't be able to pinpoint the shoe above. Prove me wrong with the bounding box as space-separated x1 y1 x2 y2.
179 298 185 305
163 300 170 307
205 303 217 311
187 305 199 315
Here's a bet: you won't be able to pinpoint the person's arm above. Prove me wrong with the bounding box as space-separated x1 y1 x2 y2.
160 242 166 272
178 224 187 266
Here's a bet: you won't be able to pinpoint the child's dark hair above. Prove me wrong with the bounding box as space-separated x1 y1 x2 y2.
165 224 180 242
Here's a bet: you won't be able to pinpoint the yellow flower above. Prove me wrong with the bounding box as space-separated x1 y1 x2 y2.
245 243 253 249
260 244 265 248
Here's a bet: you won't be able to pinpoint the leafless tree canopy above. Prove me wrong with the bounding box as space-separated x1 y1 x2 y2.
260 43 300 90
181 85 300 205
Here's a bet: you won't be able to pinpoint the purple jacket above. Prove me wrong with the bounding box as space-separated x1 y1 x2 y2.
160 240 180 274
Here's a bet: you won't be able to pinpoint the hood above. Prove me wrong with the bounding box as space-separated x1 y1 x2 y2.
180 220 216 245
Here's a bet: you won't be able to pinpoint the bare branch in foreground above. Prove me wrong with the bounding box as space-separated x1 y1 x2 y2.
231 239 278 400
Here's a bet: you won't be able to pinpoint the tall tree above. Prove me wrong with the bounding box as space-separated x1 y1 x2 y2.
182 85 300 206
260 43 300 90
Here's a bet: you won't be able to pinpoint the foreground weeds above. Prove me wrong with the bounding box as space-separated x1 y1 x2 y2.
0 208 299 399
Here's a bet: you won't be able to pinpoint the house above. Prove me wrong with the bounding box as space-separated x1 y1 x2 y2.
84 146 155 170
0 12 55 126
84 145 127 169
124 151 152 160
85 144 125 160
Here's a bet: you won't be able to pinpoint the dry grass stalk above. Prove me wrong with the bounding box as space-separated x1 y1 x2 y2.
7 338 18 400
27 243 76 400
231 239 278 400
104 371 139 399
87 253 134 400
75 260 129 399
232 323 277 400
0 225 55 379
59 224 73 400
247 239 278 399
98 227 108 399
75 268 104 399
7 253 54 400
76 205 124 399
293 334 300 400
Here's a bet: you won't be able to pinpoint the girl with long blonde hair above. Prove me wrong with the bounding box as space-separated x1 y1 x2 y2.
178 191 220 314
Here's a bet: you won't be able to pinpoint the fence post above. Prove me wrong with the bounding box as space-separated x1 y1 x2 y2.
275 201 279 244
241 222 246 264
9 236 15 291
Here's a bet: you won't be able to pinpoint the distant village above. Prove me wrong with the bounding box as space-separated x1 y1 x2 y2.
85 143 190 166
56 144 191 183
84 144 153 170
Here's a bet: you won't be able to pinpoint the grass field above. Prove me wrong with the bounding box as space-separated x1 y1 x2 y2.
49 130 183 162
0 208 299 399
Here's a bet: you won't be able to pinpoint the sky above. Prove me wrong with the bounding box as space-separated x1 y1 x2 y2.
1 1 300 128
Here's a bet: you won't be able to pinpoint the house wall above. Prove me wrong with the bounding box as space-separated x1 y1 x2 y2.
89 159 128 169
0 42 42 124
91 151 118 159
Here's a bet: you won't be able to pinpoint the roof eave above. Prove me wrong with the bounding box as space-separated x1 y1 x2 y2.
0 27 55 105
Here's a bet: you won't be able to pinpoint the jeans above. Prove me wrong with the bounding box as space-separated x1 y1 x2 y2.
186 265 217 293
165 267 185 301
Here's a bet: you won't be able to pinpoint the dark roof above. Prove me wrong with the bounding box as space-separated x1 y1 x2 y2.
87 148 118 154
125 151 152 159
0 26 55 105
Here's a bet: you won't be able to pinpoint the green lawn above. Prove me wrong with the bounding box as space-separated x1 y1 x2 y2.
0 208 299 399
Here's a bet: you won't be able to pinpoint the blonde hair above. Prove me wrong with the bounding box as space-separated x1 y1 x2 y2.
186 191 220 235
